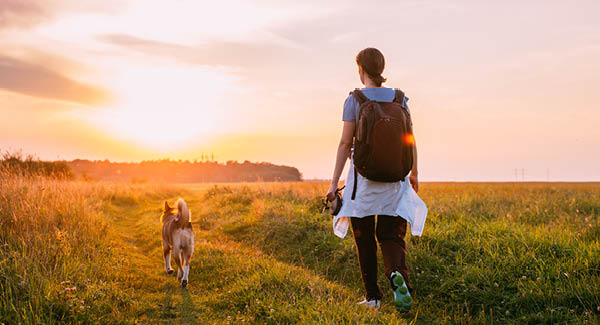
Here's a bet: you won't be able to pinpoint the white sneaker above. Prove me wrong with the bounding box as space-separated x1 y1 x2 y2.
357 299 381 309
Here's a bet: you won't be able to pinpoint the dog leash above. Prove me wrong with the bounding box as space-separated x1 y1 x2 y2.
321 186 345 214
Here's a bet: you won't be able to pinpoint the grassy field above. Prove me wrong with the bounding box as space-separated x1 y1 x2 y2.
1 174 599 323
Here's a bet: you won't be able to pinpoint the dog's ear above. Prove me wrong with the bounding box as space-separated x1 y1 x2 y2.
164 201 171 213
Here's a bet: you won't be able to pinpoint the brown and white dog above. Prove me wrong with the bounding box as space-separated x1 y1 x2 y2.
161 199 194 288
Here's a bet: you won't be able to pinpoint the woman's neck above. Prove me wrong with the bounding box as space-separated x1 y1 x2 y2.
363 78 380 88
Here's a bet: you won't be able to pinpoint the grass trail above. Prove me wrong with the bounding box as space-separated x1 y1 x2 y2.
107 187 411 323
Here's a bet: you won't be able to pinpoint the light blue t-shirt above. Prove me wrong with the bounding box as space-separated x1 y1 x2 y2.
342 87 409 122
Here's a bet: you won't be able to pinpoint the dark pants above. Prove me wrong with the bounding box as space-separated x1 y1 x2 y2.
350 215 411 300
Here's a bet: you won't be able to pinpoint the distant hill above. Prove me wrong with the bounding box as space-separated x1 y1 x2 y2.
69 159 302 182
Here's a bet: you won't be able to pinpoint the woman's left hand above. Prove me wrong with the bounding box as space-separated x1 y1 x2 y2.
409 174 419 193
326 182 338 202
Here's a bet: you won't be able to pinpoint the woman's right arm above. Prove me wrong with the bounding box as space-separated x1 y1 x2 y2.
327 121 355 200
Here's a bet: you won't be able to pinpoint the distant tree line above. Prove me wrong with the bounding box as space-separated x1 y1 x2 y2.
1 151 73 179
69 159 302 182
0 150 302 182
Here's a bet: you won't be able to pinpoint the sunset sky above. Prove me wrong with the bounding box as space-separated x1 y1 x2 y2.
1 0 599 180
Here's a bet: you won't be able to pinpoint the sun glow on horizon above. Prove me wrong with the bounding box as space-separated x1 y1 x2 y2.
81 63 240 149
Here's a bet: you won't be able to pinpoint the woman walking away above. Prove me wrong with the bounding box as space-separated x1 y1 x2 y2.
326 47 427 312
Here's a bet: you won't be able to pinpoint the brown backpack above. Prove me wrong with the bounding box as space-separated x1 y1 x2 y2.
350 88 414 199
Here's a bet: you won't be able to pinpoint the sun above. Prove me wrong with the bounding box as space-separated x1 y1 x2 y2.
86 63 238 149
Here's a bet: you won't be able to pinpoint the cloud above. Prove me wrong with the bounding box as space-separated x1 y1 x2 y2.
0 55 112 106
98 33 300 69
0 0 48 28
98 33 312 91
99 34 201 62
0 0 122 29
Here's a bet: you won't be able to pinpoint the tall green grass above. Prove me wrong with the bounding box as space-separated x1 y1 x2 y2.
197 182 600 323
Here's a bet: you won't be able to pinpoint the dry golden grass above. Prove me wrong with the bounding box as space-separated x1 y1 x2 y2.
0 168 182 323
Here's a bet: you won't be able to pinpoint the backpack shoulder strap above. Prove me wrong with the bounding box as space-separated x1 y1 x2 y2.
351 88 368 105
393 89 405 106
394 88 413 126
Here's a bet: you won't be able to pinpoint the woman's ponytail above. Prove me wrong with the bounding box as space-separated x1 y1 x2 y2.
369 73 387 87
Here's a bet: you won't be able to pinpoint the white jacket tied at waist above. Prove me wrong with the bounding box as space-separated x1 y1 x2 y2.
333 163 428 238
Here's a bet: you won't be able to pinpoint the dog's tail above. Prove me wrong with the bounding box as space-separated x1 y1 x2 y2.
176 198 191 228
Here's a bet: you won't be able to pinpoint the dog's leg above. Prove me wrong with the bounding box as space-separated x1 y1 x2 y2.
173 247 183 281
181 249 191 288
163 247 174 274
181 263 190 288
181 246 192 288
